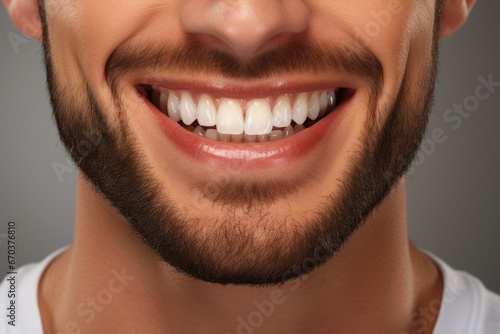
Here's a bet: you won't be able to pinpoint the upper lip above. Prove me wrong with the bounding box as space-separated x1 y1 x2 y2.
132 76 358 98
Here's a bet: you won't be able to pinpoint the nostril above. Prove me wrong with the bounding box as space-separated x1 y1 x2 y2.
179 0 310 56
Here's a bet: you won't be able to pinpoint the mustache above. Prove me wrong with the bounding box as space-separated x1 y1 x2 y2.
105 37 383 94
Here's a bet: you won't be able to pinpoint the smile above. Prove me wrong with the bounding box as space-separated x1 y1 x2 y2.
140 84 343 142
137 81 352 169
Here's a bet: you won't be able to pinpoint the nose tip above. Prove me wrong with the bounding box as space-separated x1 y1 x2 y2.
180 0 310 56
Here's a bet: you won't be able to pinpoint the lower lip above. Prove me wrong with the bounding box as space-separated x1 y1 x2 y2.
143 93 347 170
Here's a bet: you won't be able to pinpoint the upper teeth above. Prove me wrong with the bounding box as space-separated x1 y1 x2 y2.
148 87 338 137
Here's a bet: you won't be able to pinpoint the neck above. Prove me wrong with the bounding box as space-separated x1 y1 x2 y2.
39 171 442 334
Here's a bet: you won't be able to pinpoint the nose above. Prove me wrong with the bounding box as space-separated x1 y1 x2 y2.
180 0 310 56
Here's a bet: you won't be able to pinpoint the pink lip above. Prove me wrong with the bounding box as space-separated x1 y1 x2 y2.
135 77 357 99
140 88 349 170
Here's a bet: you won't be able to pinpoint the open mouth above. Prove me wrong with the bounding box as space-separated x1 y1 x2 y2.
138 84 345 143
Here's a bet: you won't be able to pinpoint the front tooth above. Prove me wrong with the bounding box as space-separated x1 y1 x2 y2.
318 92 328 118
179 92 197 125
245 99 272 135
292 93 308 125
164 92 181 122
308 92 320 120
197 94 217 126
272 96 292 127
216 99 244 135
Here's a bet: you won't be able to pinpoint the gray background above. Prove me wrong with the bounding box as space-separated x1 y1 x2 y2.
1 2 499 293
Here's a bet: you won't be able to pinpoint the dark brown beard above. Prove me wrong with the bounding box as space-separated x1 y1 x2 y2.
36 1 440 286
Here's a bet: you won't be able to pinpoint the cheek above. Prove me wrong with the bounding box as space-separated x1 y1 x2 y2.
45 1 185 92
311 0 434 91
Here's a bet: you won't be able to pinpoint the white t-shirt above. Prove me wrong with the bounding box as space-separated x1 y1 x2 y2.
0 247 499 333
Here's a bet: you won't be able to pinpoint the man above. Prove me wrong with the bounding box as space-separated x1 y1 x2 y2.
1 0 499 333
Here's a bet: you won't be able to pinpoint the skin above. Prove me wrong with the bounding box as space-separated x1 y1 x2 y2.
4 0 475 333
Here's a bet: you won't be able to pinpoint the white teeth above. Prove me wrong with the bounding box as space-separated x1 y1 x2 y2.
216 99 244 135
245 99 273 135
193 125 205 136
197 94 217 126
179 91 197 125
308 92 320 120
164 92 181 122
205 129 219 140
283 125 295 137
269 130 283 141
318 92 328 118
292 93 308 125
272 96 292 127
151 88 339 141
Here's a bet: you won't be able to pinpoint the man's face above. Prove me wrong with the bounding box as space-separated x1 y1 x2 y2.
40 0 439 285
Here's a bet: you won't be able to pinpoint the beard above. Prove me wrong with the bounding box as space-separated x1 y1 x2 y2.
37 2 441 286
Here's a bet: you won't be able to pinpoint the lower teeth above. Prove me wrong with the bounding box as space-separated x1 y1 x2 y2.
183 122 307 143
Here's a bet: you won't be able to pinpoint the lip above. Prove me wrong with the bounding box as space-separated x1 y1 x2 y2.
134 76 358 99
138 83 351 170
